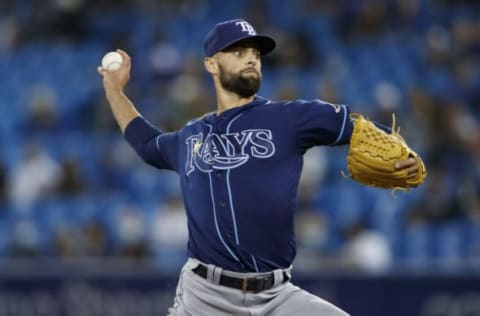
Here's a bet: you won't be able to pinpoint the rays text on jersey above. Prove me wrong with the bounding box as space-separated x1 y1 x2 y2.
185 129 275 175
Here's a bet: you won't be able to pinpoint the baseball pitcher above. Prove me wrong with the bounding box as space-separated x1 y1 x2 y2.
98 19 426 316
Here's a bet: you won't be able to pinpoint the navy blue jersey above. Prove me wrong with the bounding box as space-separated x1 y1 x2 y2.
124 96 353 272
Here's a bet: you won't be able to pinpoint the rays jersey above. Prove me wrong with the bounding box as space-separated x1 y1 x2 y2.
124 96 353 272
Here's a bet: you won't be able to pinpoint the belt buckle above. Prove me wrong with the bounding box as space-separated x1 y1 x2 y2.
241 274 274 293
242 278 248 292
242 277 260 293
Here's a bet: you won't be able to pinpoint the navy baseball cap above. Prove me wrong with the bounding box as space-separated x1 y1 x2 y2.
204 19 276 57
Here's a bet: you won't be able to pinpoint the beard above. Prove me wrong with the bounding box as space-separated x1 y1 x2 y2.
218 64 261 98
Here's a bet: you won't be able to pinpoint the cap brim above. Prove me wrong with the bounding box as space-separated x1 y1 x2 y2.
219 34 276 56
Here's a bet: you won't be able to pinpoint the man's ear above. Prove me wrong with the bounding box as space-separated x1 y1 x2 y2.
204 57 218 75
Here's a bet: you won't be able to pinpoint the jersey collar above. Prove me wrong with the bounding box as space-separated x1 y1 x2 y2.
204 96 269 124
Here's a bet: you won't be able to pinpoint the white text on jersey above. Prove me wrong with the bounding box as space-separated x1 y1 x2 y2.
185 130 275 175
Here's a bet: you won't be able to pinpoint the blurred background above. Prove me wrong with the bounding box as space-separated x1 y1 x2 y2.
0 0 479 315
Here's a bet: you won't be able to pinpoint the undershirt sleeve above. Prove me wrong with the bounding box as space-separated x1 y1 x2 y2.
123 116 179 171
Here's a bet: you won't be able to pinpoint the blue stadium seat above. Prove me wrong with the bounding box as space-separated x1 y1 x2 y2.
433 221 468 269
400 222 435 267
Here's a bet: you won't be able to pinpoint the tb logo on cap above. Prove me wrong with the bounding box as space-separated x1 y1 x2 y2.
235 21 256 35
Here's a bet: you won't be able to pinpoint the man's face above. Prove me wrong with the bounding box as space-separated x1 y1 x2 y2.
214 41 262 98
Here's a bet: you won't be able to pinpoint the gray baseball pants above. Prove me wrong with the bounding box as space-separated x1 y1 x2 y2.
167 258 349 316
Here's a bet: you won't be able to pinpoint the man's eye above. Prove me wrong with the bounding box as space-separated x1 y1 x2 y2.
233 50 242 56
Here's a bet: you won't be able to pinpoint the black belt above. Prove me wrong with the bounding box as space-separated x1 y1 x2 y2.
192 264 289 293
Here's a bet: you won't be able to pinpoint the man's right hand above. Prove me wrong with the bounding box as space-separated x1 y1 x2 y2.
96 49 140 133
97 49 131 95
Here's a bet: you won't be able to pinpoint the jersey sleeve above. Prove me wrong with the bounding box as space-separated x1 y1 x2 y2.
295 99 353 151
123 116 179 171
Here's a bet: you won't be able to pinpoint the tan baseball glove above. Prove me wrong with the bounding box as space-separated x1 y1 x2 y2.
346 113 427 190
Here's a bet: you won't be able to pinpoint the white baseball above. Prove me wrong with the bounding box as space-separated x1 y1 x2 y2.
101 51 123 71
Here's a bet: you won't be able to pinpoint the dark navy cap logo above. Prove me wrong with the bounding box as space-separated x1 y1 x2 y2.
204 19 276 57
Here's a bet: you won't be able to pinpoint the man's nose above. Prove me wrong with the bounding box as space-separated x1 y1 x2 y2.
246 49 258 65
247 55 257 66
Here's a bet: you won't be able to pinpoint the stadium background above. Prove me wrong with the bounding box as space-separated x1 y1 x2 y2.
0 0 479 315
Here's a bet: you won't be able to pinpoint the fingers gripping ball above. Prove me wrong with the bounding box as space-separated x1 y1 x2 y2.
346 114 427 190
101 51 123 71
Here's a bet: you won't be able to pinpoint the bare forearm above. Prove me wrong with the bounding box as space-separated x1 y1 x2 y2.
105 90 140 133
97 50 139 133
